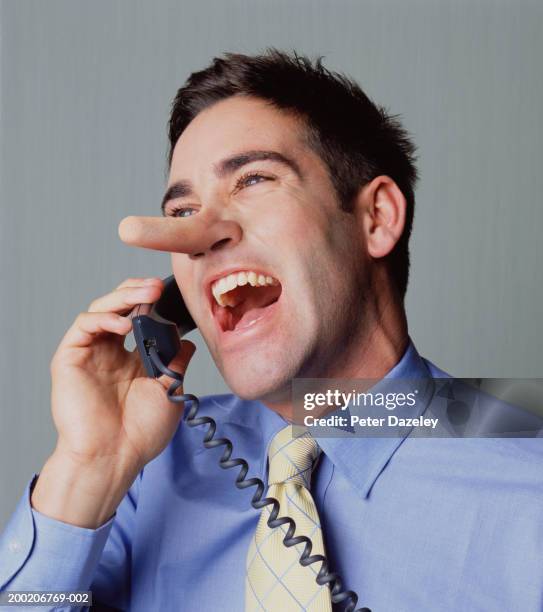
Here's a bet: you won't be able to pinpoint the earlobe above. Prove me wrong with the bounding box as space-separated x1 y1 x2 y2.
363 176 406 259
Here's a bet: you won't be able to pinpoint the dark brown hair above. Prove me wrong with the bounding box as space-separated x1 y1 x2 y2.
168 48 419 299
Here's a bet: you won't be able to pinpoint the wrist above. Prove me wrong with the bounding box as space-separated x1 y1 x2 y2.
30 448 141 529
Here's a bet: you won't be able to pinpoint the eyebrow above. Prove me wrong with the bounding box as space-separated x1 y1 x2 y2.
160 149 303 214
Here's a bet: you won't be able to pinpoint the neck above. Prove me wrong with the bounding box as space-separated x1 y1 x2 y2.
264 284 409 421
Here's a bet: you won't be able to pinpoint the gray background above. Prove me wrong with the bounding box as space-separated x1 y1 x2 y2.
1 0 541 528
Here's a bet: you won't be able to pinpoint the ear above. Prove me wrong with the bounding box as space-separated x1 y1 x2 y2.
357 175 407 259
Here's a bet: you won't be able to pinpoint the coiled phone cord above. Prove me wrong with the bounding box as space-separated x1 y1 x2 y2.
148 346 371 612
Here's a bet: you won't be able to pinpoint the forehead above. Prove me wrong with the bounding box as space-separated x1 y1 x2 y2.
169 95 308 176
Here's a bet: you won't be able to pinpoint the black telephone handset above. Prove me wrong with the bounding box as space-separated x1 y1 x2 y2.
132 275 196 378
130 275 369 612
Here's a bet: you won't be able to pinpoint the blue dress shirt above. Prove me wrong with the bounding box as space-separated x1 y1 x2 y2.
1 340 542 611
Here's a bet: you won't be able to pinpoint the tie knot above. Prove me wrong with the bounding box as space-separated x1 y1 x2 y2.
267 426 321 487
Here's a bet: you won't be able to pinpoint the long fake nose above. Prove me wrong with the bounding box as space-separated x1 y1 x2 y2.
118 211 242 256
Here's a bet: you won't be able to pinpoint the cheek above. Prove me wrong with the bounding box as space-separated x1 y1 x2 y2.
299 220 362 316
247 188 335 256
171 252 190 281
247 190 355 304
247 179 329 227
171 253 199 307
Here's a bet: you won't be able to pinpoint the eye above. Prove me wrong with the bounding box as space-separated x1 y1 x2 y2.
166 205 198 218
234 171 273 192
164 172 272 217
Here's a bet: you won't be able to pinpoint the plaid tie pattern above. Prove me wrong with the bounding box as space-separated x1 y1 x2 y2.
245 426 332 611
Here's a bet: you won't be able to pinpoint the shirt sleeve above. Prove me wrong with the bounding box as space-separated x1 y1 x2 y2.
0 470 142 611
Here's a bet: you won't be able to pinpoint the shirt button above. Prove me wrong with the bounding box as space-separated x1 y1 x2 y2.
8 539 21 553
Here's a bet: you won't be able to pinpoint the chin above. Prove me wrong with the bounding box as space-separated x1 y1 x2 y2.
219 352 299 403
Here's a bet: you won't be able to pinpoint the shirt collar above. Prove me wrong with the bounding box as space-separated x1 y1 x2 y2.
313 337 435 498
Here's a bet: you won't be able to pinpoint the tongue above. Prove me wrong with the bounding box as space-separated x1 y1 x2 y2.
215 284 281 332
235 304 271 329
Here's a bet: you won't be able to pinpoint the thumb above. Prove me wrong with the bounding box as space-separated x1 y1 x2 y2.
156 339 197 391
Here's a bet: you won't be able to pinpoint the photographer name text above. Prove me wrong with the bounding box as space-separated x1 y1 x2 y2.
304 414 439 429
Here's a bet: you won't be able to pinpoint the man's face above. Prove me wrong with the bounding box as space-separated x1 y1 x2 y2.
165 95 370 403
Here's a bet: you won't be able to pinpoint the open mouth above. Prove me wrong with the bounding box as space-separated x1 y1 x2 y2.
209 270 282 333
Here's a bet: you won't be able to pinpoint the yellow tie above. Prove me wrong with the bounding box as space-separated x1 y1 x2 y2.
245 426 333 611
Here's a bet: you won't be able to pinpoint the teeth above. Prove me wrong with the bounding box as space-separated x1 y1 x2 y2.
211 270 279 306
226 275 237 292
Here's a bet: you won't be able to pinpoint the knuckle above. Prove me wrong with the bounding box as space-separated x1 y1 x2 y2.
75 311 90 326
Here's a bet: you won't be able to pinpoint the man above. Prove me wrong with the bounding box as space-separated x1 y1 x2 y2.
1 49 541 611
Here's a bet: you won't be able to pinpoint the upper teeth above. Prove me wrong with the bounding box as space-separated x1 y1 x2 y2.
211 271 278 307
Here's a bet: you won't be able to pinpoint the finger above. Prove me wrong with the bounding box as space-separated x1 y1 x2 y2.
59 312 133 350
118 215 240 254
115 277 164 290
156 340 197 391
88 283 163 314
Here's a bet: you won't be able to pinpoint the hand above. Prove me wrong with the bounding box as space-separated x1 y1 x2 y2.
32 276 196 527
49 277 196 473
